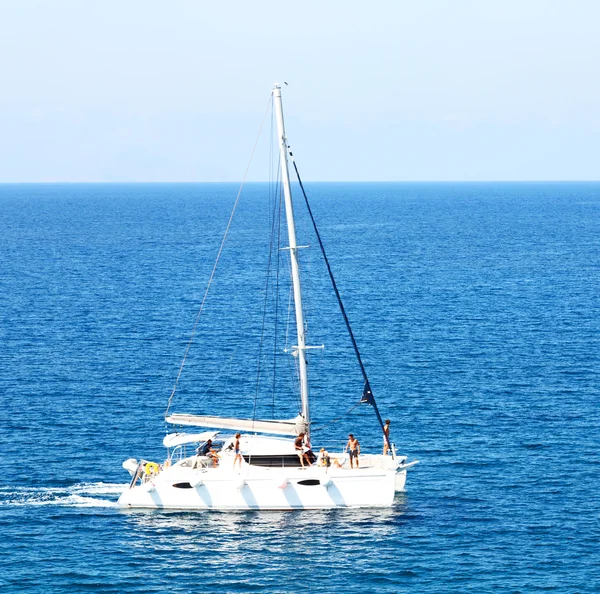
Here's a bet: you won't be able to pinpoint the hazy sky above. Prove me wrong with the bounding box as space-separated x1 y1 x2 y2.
1 1 599 182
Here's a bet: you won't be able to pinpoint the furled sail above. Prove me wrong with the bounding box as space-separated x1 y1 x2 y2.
165 413 307 437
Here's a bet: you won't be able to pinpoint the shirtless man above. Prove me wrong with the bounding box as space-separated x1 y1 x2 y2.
345 434 360 468
383 419 391 455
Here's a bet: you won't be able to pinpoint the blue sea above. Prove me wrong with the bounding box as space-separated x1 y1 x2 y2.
1 182 599 592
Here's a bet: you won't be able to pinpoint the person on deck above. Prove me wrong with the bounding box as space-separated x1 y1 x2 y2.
295 432 312 468
317 447 331 467
383 419 391 456
317 447 343 468
197 439 220 467
344 434 360 468
198 439 213 456
233 433 242 470
302 433 314 466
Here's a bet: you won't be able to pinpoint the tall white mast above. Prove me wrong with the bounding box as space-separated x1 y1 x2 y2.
272 84 310 432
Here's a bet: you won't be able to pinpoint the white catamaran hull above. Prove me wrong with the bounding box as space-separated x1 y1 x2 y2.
119 471 401 510
118 456 414 510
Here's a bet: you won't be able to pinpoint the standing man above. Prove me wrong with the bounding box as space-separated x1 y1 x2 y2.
344 434 360 469
383 419 391 455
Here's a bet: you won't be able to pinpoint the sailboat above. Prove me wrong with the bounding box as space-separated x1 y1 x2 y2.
117 84 418 510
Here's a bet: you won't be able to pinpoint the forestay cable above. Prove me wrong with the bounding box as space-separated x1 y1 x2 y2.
288 149 392 452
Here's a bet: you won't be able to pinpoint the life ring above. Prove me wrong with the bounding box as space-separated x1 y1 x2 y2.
145 462 159 475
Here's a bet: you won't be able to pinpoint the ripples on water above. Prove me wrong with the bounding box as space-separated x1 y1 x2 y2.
1 482 413 593
1 182 599 592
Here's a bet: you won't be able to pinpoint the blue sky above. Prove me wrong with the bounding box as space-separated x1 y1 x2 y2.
1 1 598 182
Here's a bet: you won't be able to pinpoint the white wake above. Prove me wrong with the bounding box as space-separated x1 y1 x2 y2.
0 482 128 508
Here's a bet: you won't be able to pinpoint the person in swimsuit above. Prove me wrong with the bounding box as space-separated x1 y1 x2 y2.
233 433 242 470
383 419 391 456
317 447 343 468
317 447 331 467
345 434 360 468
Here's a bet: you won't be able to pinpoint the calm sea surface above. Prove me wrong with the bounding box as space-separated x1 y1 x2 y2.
1 182 599 592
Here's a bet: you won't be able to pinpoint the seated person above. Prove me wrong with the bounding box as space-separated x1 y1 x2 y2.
317 448 331 467
302 435 315 466
317 448 344 468
197 439 220 466
295 432 314 468
197 439 214 456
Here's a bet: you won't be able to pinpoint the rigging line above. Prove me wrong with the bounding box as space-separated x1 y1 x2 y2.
278 206 301 411
285 268 302 411
269 103 276 415
267 104 276 245
288 151 392 451
251 165 281 427
281 263 301 411
197 345 239 400
271 161 283 415
311 402 362 434
164 94 273 419
284 266 293 350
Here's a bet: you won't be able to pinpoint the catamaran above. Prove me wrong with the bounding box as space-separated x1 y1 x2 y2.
118 84 417 510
